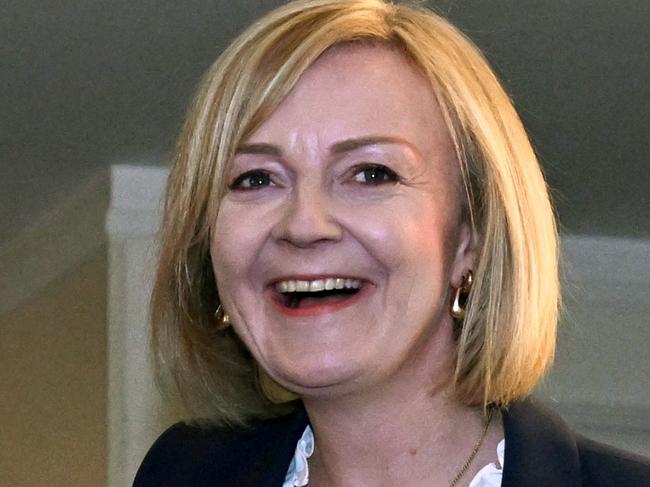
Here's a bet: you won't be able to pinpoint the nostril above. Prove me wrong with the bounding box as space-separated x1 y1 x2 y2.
271 191 343 246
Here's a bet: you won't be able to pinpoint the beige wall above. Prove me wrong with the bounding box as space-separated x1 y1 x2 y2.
0 246 107 486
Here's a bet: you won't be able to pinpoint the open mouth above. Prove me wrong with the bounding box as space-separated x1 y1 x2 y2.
270 277 366 313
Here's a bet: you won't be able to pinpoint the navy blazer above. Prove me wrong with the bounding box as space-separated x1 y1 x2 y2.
133 398 650 486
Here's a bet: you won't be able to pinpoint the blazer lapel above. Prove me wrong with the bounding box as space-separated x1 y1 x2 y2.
501 398 582 487
232 405 309 487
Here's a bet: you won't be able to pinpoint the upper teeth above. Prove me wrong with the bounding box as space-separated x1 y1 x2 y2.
275 278 361 293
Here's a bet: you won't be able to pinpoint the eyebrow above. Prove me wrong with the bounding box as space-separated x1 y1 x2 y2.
235 142 282 157
330 135 417 155
235 135 417 157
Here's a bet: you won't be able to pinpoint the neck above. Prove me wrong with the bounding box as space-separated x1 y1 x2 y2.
301 325 501 486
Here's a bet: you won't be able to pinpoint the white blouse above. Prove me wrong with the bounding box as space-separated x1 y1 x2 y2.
283 426 505 487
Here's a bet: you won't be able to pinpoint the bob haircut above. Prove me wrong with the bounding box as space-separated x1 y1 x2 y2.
151 0 559 426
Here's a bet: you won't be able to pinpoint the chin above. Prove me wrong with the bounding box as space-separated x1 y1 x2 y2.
269 352 364 394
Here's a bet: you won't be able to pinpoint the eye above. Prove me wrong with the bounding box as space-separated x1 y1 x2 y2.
229 170 274 190
351 164 399 185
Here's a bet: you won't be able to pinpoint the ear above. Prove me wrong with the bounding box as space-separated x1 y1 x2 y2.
450 220 477 287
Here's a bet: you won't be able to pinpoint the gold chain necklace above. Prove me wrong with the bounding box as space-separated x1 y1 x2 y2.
448 407 494 487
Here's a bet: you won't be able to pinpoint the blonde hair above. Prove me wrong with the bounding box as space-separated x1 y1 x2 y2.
151 0 559 425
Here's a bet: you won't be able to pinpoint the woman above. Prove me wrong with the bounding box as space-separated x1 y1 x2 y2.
134 1 650 486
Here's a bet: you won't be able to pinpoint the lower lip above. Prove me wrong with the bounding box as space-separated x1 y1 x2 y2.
267 284 374 317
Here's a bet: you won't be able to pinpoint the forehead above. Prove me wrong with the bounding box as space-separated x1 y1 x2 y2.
244 44 454 162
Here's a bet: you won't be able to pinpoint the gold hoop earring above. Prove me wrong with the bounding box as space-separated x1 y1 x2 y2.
214 304 231 330
450 270 473 320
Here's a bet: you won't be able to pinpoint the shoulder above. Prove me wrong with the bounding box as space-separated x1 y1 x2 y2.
501 398 650 487
132 421 241 486
577 435 650 486
133 407 308 487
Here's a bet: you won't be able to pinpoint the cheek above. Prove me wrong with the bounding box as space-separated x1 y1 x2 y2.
344 201 454 273
210 203 263 288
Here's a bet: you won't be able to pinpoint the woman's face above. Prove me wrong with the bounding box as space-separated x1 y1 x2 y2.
211 45 474 397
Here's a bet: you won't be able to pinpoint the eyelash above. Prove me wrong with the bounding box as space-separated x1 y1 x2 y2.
229 170 274 190
228 164 399 191
349 164 399 185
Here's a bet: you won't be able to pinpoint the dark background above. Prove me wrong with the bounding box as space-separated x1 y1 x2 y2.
2 0 648 242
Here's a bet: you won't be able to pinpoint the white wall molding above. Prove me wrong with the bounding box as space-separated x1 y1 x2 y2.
105 165 175 487
105 164 168 237
560 234 650 285
0 168 110 316
549 234 650 456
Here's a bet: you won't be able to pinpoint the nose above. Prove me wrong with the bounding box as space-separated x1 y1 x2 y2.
271 182 343 247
